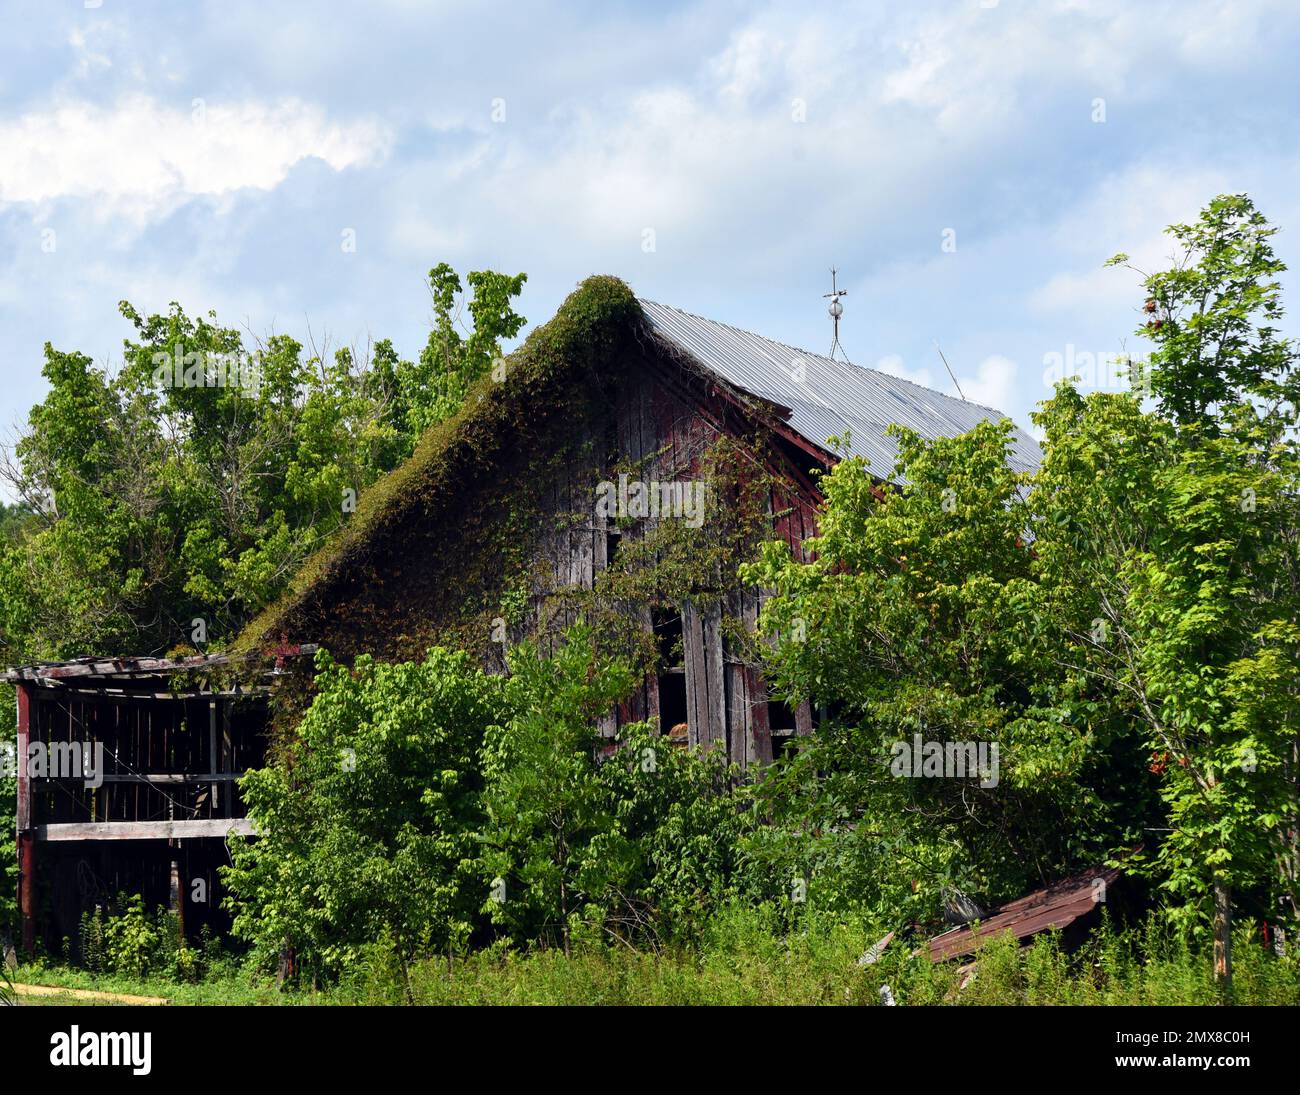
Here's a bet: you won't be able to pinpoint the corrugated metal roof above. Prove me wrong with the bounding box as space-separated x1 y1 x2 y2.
927 864 1122 962
639 298 1042 482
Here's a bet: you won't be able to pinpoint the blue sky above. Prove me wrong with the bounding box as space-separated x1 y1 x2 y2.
2 0 1299 472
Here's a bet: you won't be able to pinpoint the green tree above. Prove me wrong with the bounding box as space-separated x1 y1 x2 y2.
479 623 753 952
1032 193 1300 990
1030 387 1298 993
375 264 527 441
744 198 1298 996
596 720 755 944
224 648 503 991
478 623 641 956
745 194 1298 994
0 263 527 664
742 423 1151 923
1110 193 1298 432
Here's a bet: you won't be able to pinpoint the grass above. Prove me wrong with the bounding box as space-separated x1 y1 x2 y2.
11 961 313 1006
13 915 1300 1006
334 913 1300 1006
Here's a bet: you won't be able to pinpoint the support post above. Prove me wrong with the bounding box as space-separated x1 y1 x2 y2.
169 858 185 942
15 682 36 954
1213 879 1234 996
208 700 218 817
221 700 233 815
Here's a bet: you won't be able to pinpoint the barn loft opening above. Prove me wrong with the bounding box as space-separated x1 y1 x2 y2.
652 608 687 741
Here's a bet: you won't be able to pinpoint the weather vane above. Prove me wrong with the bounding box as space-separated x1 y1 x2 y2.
824 267 849 361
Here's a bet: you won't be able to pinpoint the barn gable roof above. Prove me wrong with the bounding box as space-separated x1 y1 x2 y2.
640 299 1042 482
236 274 642 655
236 275 1040 654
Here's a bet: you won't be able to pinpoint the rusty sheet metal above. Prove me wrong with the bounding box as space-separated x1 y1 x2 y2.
639 298 1042 483
928 864 1123 962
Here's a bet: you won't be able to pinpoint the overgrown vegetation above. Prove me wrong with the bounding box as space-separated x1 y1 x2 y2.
0 263 526 665
234 273 641 664
747 194 1298 991
5 197 1298 1004
224 624 756 987
351 913 1300 1007
20 906 1300 1006
73 893 220 983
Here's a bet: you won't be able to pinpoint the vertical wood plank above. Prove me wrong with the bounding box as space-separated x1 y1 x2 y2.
747 668 774 767
703 602 726 753
726 662 748 769
221 701 233 816
208 700 219 817
682 600 706 748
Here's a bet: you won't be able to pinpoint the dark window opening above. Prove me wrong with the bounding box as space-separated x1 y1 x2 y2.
769 698 799 761
653 608 684 667
653 608 687 740
659 673 688 741
812 698 849 734
773 735 800 762
768 698 797 733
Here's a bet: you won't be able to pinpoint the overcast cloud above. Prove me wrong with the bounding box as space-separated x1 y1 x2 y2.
2 0 1298 458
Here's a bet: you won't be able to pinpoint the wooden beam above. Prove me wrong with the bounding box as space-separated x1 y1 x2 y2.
32 686 271 701
35 819 256 841
703 603 726 753
15 684 31 832
222 700 233 815
8 654 238 681
169 859 184 939
16 682 35 953
94 772 246 784
208 700 219 810
3 644 318 684
682 601 707 750
17 833 35 952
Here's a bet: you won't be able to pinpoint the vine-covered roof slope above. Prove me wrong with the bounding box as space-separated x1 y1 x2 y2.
236 274 643 655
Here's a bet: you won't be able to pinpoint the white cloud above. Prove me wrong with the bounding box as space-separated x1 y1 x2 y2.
874 353 936 390
0 95 390 219
3 0 1297 460
962 354 1018 412
871 350 1015 413
714 28 779 104
1027 162 1258 317
67 26 114 78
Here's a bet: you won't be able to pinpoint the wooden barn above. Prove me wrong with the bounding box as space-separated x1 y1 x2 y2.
8 276 1040 952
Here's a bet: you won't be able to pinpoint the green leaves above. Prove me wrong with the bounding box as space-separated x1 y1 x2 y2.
1027 196 1300 951
0 262 528 662
1129 193 1297 435
224 623 754 978
743 418 1128 916
743 197 1299 943
224 647 503 981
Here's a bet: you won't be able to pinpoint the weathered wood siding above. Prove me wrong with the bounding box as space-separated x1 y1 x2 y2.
520 356 822 770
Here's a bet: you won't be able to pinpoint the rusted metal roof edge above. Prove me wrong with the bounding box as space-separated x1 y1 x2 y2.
928 864 1124 962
